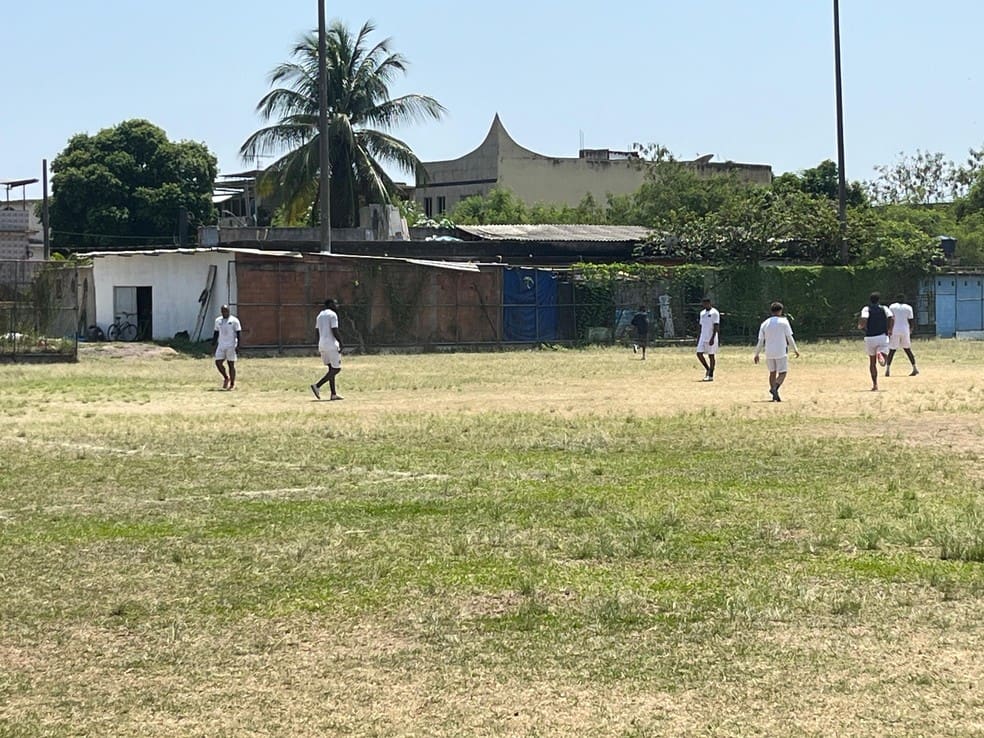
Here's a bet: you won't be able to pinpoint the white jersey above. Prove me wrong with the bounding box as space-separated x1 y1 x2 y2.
214 315 241 349
316 308 339 350
698 307 720 342
889 302 913 335
756 316 797 360
860 304 892 322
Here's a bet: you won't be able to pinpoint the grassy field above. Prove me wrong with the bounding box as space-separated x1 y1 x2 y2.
1 339 982 737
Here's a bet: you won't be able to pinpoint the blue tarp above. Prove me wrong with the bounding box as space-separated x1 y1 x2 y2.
503 268 558 341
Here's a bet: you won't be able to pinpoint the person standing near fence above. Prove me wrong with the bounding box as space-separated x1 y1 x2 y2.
858 292 894 392
753 301 799 402
310 298 344 401
886 293 919 377
630 305 650 359
212 304 241 390
696 297 720 381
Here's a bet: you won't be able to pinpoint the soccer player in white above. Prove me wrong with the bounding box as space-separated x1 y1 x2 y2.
753 301 800 402
310 298 344 401
696 297 720 381
212 304 242 390
886 293 918 377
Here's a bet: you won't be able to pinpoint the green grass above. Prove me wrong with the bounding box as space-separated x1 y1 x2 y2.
1 339 982 736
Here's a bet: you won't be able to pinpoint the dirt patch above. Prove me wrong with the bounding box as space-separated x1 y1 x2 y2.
80 342 182 360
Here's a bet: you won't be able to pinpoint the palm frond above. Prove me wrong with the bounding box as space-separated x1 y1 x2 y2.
241 17 445 226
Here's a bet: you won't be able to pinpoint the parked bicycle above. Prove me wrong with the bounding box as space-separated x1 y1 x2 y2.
107 311 138 342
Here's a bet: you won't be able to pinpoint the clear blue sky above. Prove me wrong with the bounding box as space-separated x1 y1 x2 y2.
3 1 981 200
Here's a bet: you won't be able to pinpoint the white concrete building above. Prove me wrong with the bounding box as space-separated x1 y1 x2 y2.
82 247 298 341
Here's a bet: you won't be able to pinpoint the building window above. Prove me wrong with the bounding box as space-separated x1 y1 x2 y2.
437 196 446 214
424 197 433 217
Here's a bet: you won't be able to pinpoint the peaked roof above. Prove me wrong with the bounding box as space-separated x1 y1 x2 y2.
423 114 545 167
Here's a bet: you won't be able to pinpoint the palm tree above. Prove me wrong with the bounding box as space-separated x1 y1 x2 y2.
240 20 445 227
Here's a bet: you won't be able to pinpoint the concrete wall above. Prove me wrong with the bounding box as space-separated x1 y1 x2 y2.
92 251 238 340
500 156 647 207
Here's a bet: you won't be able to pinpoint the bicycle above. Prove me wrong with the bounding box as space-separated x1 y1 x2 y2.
107 311 138 342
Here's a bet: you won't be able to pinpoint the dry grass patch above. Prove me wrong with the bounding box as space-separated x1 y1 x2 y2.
1 339 983 736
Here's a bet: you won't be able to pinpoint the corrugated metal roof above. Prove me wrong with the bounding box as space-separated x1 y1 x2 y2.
456 224 652 242
404 258 479 272
79 247 302 258
78 247 480 272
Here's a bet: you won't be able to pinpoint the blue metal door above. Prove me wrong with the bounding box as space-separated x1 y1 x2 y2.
955 277 984 332
935 277 956 337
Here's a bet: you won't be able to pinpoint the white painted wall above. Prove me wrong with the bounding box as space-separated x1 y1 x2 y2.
91 251 237 340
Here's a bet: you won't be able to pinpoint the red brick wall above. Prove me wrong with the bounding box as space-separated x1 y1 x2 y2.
235 254 501 348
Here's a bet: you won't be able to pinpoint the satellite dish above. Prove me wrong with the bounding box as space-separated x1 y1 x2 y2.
694 154 714 165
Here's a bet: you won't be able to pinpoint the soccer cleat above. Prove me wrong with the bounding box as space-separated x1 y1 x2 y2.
329 394 344 401
310 384 321 400
910 367 919 376
876 351 886 367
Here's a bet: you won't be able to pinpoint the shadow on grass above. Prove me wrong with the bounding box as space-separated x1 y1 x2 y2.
158 337 214 358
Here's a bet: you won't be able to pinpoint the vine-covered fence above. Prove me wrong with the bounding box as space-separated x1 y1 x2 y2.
0 259 79 361
573 262 931 344
228 254 930 349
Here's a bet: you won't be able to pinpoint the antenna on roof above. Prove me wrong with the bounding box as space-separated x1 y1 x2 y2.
579 130 584 151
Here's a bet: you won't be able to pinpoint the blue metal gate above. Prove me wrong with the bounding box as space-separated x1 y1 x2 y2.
956 276 984 332
935 276 956 337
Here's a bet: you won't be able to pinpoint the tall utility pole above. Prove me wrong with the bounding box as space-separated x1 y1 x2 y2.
833 0 848 264
42 159 50 260
317 1 331 253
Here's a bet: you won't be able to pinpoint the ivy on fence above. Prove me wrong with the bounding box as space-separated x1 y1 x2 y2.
573 262 926 341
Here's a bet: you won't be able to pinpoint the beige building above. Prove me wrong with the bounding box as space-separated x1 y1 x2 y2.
413 115 773 217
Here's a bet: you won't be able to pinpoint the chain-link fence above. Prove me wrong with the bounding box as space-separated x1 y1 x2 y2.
0 260 79 361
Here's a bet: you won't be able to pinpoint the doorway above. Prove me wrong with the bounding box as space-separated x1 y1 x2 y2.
112 286 153 340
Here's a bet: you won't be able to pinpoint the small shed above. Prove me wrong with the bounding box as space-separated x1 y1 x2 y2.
81 247 299 341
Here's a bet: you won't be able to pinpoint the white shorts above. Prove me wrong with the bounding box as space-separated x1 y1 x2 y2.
888 333 911 350
214 346 237 362
320 344 341 369
864 335 889 357
766 356 789 373
696 338 718 355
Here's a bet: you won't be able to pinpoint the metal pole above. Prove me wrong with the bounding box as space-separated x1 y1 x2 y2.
833 0 848 264
42 159 51 260
317 1 331 253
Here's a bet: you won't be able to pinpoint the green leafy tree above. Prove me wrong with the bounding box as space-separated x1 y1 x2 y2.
241 20 445 228
863 149 984 205
773 159 867 207
451 188 529 225
609 155 746 228
48 119 217 248
956 169 984 219
868 201 984 267
448 189 610 226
